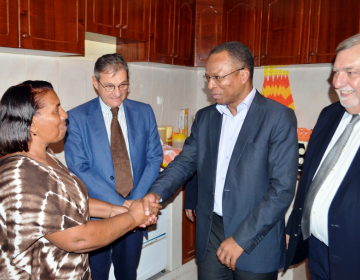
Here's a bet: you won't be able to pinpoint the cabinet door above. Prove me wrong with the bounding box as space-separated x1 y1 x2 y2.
0 0 18 48
173 0 195 66
308 0 360 63
182 190 196 264
19 0 85 54
86 0 121 37
194 0 223 67
261 0 311 65
119 0 150 41
223 0 262 66
150 0 174 64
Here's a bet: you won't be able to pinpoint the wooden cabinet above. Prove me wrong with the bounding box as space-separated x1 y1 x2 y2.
150 0 175 64
308 0 360 64
194 0 223 66
223 0 262 66
86 0 150 42
173 0 196 66
0 0 18 48
182 190 196 264
149 0 195 66
260 0 311 65
0 0 85 55
20 0 85 54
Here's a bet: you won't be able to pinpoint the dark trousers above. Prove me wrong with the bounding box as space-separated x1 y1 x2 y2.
308 235 331 280
89 230 143 280
198 213 278 280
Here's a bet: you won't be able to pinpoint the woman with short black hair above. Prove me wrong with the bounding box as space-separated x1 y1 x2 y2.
0 81 160 279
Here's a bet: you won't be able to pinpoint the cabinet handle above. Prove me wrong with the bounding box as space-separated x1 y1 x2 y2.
115 24 122 29
261 55 266 59
122 25 128 30
22 33 29 39
309 51 315 56
170 53 174 58
254 56 258 60
174 54 179 58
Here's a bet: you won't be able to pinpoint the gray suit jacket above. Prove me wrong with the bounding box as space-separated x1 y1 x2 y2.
149 91 298 273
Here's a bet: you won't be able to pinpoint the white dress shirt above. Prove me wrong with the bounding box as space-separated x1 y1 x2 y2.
99 97 133 174
213 87 256 216
310 111 360 245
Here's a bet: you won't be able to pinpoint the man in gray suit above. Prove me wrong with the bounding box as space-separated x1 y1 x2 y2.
143 41 298 280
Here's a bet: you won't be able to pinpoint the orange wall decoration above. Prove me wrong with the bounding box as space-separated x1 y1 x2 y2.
261 66 295 110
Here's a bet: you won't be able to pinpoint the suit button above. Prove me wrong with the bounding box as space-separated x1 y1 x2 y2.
110 176 114 180
210 216 212 220
294 233 297 237
212 192 214 195
299 208 302 210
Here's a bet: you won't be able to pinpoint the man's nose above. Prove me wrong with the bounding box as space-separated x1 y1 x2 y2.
113 86 122 95
333 72 347 89
208 77 216 89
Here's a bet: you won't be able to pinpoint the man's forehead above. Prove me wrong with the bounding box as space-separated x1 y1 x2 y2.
205 55 233 74
99 69 127 79
334 45 360 66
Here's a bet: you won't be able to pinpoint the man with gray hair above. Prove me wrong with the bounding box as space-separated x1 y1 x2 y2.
285 33 360 279
64 53 163 280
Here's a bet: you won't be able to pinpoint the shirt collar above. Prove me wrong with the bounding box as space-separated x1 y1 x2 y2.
216 87 256 117
99 96 124 116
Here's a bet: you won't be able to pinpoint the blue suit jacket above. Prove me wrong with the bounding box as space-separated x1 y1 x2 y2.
64 97 163 207
286 102 360 279
149 91 298 273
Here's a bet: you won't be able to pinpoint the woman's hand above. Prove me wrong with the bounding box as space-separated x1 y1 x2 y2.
127 199 162 226
109 205 128 217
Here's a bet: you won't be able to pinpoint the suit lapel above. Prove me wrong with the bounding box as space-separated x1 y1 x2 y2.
209 106 223 191
226 91 266 182
305 107 344 191
123 99 138 163
340 147 360 188
87 98 112 161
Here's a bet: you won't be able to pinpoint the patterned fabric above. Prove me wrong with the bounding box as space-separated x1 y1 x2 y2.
0 150 91 280
110 107 133 197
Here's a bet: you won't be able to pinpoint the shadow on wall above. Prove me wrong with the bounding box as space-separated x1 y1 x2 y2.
202 81 215 106
327 72 340 104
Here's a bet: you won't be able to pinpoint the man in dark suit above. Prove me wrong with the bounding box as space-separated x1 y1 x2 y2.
143 42 298 280
64 54 163 280
285 34 360 280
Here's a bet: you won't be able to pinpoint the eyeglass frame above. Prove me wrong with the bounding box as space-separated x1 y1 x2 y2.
203 68 244 84
97 79 130 92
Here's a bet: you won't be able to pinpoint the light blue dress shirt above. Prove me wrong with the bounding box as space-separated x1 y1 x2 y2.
213 87 256 216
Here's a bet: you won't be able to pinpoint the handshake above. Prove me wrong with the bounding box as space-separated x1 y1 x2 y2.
116 193 162 228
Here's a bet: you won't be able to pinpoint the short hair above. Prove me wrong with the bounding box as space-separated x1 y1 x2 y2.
209 41 254 81
0 80 53 156
336 33 360 53
94 53 129 80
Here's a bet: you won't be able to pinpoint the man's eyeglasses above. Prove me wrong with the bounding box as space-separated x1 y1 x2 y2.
203 68 244 84
98 80 130 92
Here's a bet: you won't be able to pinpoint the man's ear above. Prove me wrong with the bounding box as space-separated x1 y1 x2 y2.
92 76 99 91
241 68 250 84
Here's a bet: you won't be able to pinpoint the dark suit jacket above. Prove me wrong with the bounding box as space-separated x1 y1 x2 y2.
149 91 298 273
286 102 360 279
64 97 163 207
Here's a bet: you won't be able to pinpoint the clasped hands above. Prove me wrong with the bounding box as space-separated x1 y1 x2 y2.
116 197 161 228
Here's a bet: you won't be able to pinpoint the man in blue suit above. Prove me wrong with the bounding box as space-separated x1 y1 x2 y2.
285 34 360 280
143 42 298 280
64 54 163 280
